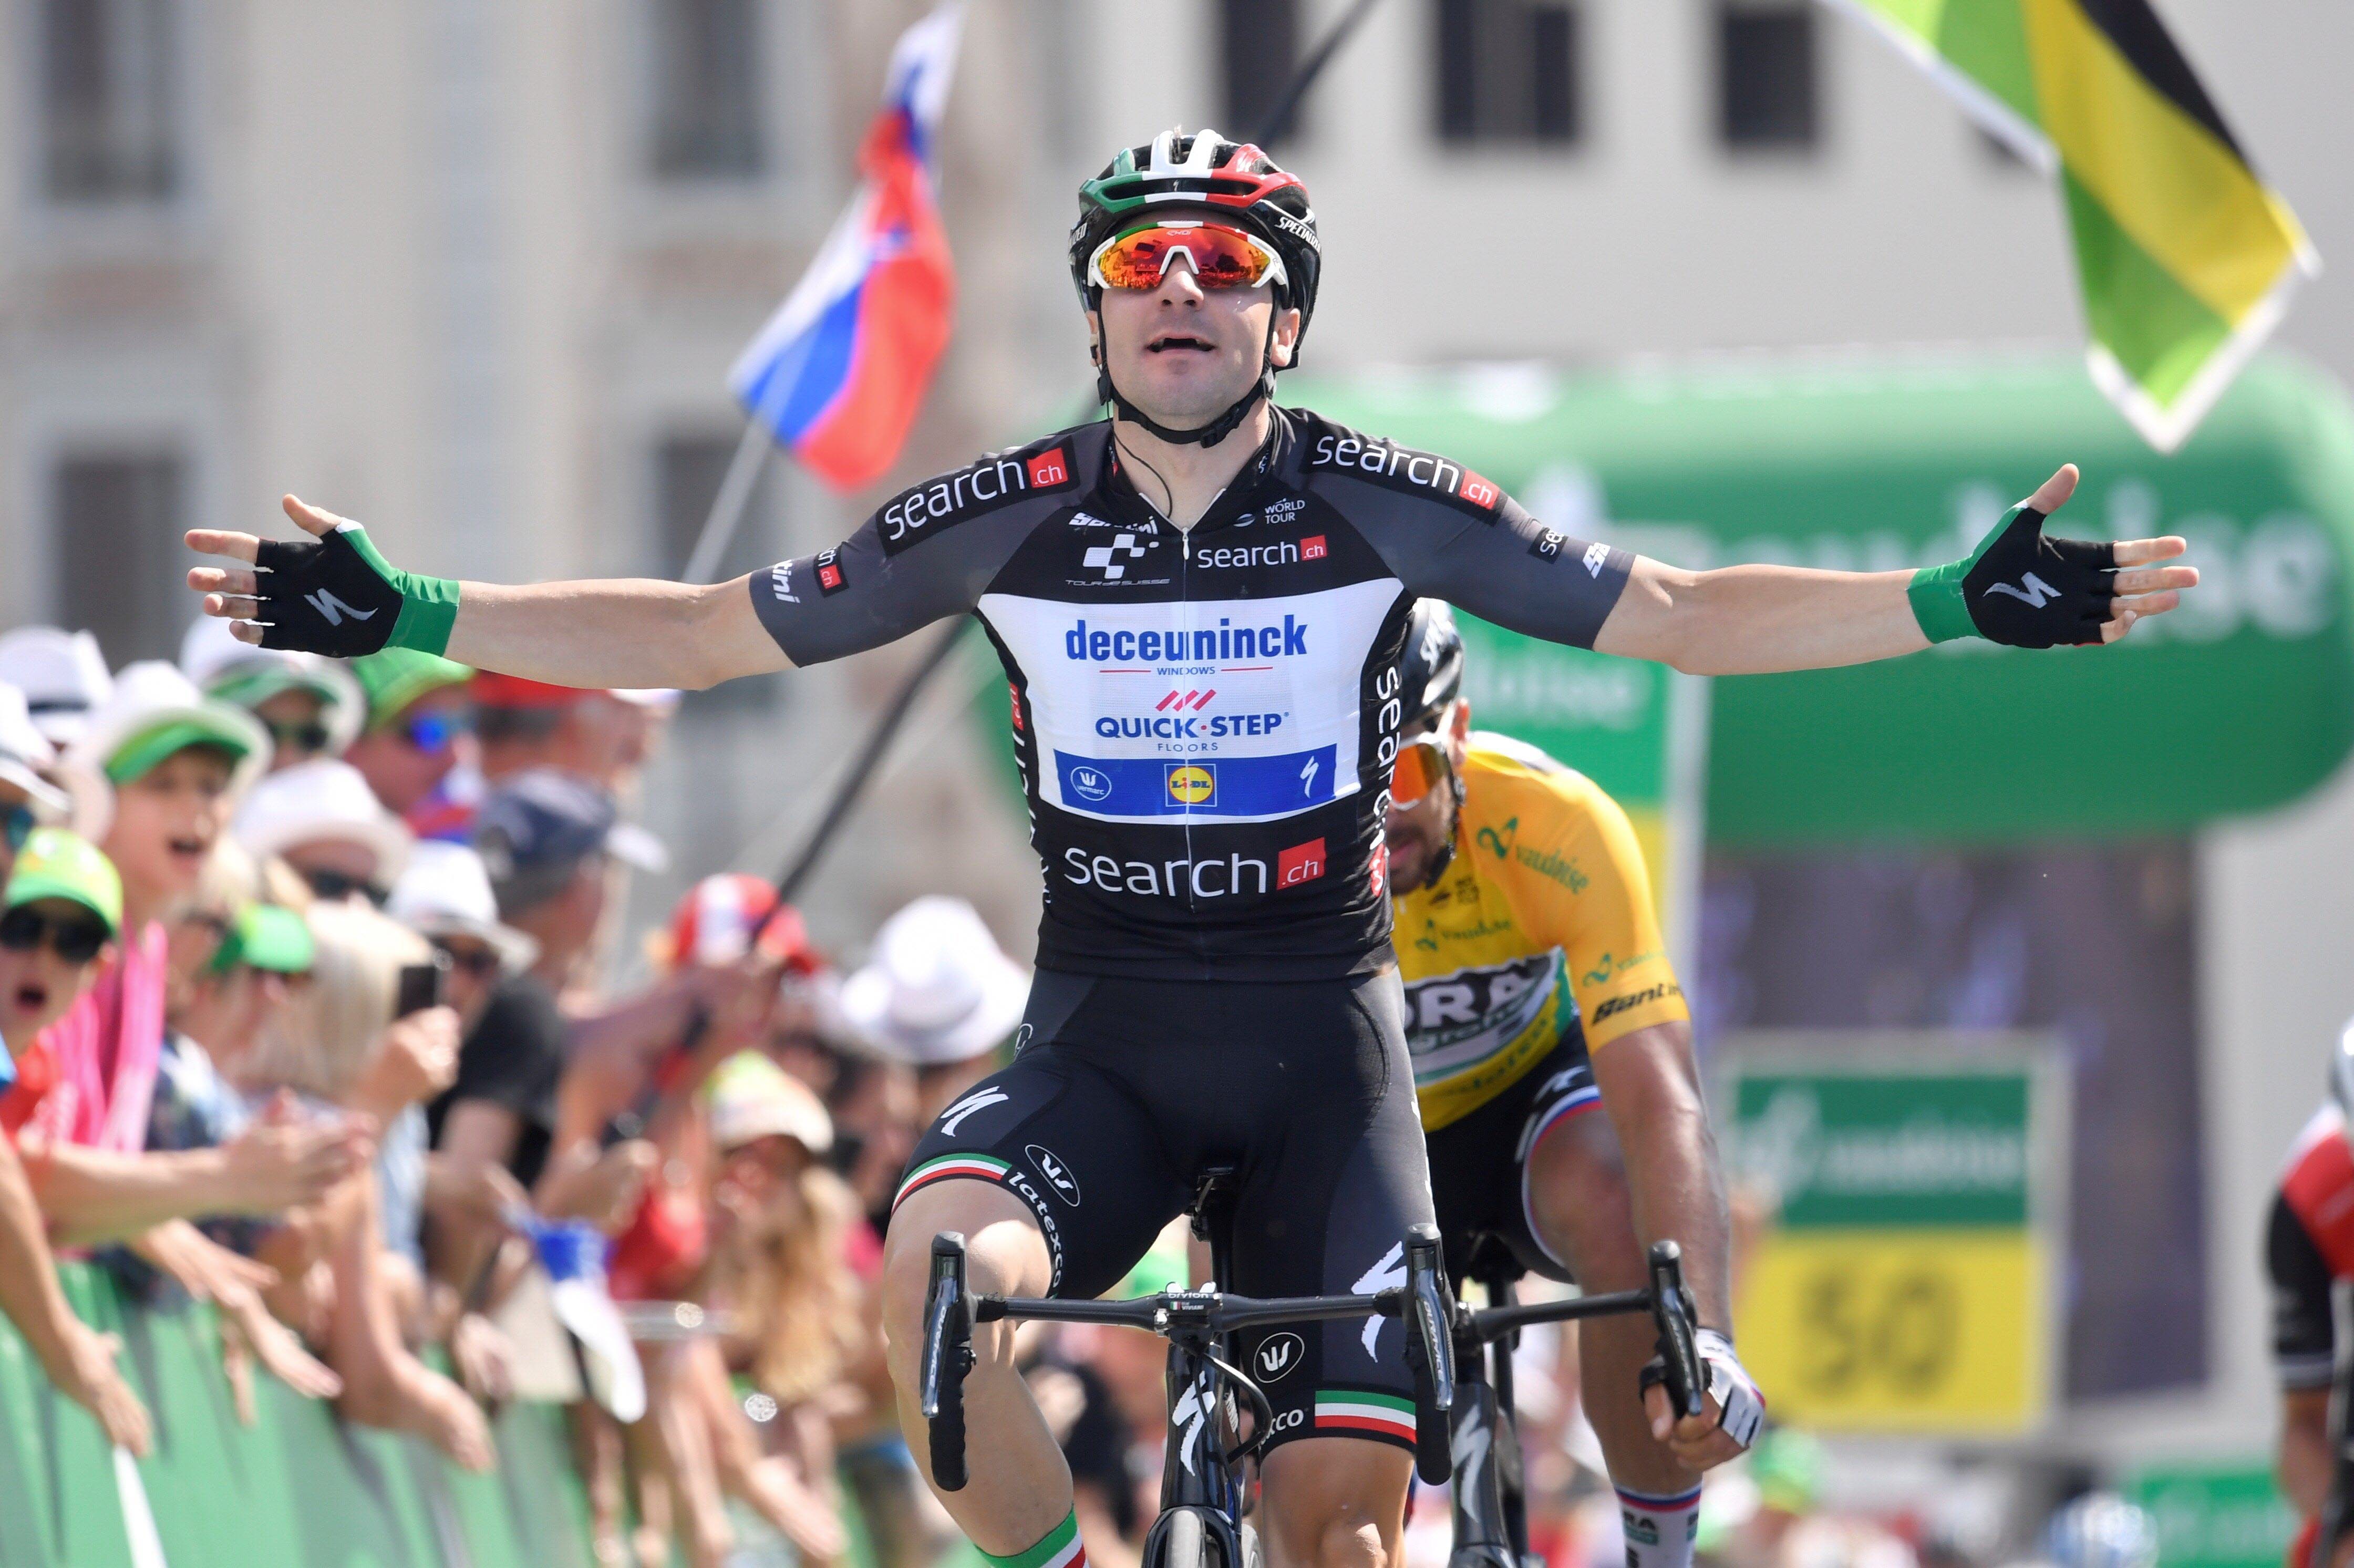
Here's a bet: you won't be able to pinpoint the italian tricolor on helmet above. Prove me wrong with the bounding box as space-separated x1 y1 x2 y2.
1069 128 1322 355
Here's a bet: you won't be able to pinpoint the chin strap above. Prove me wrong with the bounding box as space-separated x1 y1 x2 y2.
1395 774 1469 895
1093 310 1279 449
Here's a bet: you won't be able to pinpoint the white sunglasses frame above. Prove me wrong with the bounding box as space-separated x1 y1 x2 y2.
1087 219 1289 294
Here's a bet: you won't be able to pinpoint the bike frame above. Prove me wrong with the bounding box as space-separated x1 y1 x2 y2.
1444 1244 1703 1568
921 1171 1460 1565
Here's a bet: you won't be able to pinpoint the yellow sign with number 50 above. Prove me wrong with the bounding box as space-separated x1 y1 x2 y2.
1735 1227 2047 1432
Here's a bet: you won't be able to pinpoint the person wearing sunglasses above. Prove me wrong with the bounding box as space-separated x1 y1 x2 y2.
233 757 413 909
343 648 474 835
188 121 2201 1567
0 827 154 1456
1383 601 1756 1565
182 614 367 774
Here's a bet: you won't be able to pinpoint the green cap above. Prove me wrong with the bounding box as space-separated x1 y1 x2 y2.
1749 1427 1823 1513
351 649 472 731
105 716 258 786
1108 1242 1192 1302
206 903 314 976
207 664 343 714
4 828 122 935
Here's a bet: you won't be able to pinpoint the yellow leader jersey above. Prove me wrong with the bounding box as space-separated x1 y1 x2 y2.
1393 734 1689 1130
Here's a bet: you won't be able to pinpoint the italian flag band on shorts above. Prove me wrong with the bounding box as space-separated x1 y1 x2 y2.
893 1152 1010 1211
1313 1387 1417 1445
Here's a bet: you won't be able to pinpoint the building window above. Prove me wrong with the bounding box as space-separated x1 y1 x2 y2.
1717 1 1818 153
1221 0 1302 145
38 0 180 204
54 450 189 665
649 0 765 180
1435 0 1583 148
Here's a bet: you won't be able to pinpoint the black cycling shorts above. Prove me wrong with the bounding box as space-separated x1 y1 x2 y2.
1423 1026 1601 1287
892 969 1437 1456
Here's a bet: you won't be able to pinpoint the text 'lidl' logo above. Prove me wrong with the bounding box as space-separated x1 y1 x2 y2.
1166 765 1216 806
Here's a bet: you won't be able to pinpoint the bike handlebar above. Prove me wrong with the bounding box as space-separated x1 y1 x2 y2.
1402 1223 1456 1486
919 1233 973 1491
1647 1240 1706 1422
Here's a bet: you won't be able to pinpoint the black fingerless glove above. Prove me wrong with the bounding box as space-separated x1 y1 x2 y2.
1908 504 2116 648
253 525 460 657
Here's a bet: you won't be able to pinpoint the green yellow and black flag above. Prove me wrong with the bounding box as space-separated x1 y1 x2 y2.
1823 0 2318 450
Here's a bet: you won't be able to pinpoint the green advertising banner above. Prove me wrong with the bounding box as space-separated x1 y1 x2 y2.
1290 352 2354 844
2125 1461 2300 1568
1722 1043 2064 1433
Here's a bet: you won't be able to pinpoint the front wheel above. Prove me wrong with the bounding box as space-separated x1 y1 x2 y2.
1146 1508 1221 1568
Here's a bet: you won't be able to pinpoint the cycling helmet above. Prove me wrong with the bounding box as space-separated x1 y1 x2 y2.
1398 600 1465 731
2043 1494 2159 1568
1070 128 1321 448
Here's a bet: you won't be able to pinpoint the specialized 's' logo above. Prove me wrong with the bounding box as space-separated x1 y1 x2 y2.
1255 1332 1305 1381
306 590 377 626
1984 572 2061 608
937 1087 1009 1138
1353 1243 1407 1355
1081 533 1151 580
1025 1144 1081 1206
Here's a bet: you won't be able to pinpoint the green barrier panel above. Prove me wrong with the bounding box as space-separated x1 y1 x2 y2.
0 1264 596 1568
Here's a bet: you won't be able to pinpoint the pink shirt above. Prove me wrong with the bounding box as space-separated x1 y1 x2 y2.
23 921 168 1152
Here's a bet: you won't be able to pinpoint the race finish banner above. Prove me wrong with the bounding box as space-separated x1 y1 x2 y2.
1722 1037 2068 1434
1454 556 1709 968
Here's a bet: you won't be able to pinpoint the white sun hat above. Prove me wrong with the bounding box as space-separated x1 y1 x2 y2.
0 627 114 747
179 616 367 756
233 757 412 885
385 839 539 974
839 896 1031 1067
0 683 70 820
66 661 271 800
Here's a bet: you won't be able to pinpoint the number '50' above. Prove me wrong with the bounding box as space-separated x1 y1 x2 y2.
1796 1270 1959 1395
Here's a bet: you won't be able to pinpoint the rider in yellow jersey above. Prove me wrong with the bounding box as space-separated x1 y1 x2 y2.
1385 601 1754 1568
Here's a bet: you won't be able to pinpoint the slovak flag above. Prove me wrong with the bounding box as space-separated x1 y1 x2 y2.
729 4 963 492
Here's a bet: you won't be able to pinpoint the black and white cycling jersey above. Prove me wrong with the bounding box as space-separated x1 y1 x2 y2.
752 407 1632 981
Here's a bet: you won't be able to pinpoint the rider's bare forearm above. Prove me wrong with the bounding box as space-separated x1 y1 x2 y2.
1596 561 1926 676
1591 1021 1734 1330
446 575 790 690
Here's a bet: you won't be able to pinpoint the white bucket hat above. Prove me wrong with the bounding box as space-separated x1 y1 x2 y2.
66 661 271 800
0 683 69 820
233 757 412 884
0 627 113 747
840 896 1030 1066
385 840 539 973
179 616 367 756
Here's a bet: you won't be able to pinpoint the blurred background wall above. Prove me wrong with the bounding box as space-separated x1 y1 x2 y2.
0 0 2347 1474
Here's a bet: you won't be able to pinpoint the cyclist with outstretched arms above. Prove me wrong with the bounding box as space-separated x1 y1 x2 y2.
190 130 2193 1568
1385 599 1739 1565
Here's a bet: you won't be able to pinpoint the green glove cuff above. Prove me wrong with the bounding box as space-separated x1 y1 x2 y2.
1907 562 1975 644
345 525 463 657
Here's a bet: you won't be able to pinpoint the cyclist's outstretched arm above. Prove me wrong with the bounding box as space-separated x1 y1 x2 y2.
188 498 790 690
1595 465 2196 674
